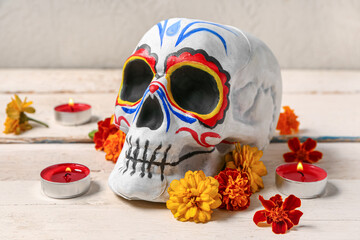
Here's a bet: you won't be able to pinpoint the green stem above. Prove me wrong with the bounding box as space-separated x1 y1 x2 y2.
27 117 49 128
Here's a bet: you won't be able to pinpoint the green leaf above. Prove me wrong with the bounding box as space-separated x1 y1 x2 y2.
88 130 97 140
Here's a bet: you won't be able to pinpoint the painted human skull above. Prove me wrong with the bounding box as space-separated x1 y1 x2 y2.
109 18 282 202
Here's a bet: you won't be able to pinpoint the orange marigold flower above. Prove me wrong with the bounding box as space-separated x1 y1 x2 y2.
225 143 267 193
103 130 126 163
276 106 299 135
283 137 323 163
214 168 251 211
253 194 303 234
94 117 118 150
166 170 222 223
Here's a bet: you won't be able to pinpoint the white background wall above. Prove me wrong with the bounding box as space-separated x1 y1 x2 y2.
0 0 359 69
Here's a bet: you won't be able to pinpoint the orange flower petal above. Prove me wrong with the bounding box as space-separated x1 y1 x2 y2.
287 210 303 225
288 137 301 152
215 169 251 211
307 151 323 163
283 194 301 211
283 152 297 162
276 106 299 135
253 210 268 225
259 195 275 211
272 221 287 234
302 138 317 151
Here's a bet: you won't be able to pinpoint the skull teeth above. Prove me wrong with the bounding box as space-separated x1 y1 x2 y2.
122 136 171 181
121 136 217 181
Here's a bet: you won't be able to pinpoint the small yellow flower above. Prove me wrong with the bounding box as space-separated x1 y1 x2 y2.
3 117 32 135
3 94 48 135
166 170 222 223
225 143 267 193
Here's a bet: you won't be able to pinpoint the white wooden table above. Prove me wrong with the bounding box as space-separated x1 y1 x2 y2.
0 70 359 239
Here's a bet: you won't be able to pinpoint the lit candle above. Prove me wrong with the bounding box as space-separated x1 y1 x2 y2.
275 162 327 198
54 98 92 125
40 163 91 198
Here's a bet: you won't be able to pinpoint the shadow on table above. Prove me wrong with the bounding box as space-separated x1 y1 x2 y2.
321 181 339 198
114 194 166 210
89 115 100 123
84 181 101 197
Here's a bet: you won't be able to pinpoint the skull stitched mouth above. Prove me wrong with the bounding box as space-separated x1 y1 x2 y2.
121 136 215 181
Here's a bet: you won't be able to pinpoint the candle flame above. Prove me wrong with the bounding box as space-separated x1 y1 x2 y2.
65 167 72 172
297 162 304 172
68 98 74 107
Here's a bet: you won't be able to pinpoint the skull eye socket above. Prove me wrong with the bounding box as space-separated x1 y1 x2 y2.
120 57 154 103
168 64 220 115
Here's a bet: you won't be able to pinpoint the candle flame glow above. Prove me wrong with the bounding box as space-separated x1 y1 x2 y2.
68 98 74 107
297 162 304 172
65 167 72 172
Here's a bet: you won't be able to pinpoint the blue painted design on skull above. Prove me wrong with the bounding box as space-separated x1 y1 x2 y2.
166 20 181 36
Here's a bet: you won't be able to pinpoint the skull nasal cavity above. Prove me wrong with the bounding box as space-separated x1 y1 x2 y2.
136 97 164 130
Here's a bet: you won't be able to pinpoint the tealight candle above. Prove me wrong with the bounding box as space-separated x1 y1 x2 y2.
275 162 327 198
54 98 91 125
40 163 91 198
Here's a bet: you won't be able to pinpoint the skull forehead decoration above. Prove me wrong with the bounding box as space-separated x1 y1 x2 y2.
109 18 282 202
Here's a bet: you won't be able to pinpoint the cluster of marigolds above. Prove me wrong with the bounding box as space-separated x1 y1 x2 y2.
4 95 323 234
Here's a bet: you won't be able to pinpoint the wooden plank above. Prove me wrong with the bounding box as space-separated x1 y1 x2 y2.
274 93 360 141
0 93 115 143
1 178 358 220
282 70 360 94
0 143 358 181
1 143 359 239
0 69 121 94
1 204 358 240
0 93 359 143
0 196 359 240
1 69 360 94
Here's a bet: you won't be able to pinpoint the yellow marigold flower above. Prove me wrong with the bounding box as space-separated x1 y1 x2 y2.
225 143 267 193
3 94 47 135
3 117 32 135
166 170 222 223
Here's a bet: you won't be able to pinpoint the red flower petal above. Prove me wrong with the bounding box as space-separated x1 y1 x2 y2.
284 218 294 230
288 137 301 152
307 151 323 163
302 138 317 151
287 210 303 225
253 210 268 225
283 194 301 211
272 221 287 234
283 152 297 162
259 195 275 211
269 194 283 207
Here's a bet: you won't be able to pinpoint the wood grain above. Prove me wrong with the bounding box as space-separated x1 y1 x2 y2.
1 143 359 239
0 143 358 181
1 69 360 94
1 70 359 239
0 93 359 143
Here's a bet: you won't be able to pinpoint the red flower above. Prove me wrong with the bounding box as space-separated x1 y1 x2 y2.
253 194 303 234
94 117 118 150
283 137 323 163
214 168 252 211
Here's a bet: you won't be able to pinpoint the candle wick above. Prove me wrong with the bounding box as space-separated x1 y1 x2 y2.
70 106 74 112
64 173 72 182
297 171 304 177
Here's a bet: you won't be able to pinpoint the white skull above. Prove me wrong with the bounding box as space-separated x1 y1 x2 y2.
109 18 282 202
